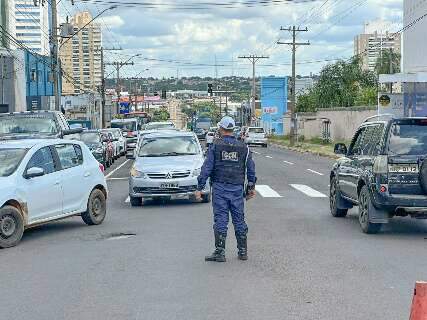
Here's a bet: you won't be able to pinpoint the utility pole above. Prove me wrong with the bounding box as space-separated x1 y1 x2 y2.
105 60 135 114
50 0 60 111
238 55 269 125
389 47 393 93
277 26 310 146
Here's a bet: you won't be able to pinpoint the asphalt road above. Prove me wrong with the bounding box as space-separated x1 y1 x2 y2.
2 145 427 319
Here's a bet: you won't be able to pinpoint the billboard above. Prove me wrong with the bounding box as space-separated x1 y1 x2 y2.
261 77 288 135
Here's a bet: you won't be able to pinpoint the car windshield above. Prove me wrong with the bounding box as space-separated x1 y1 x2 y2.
138 136 199 157
80 132 100 144
0 148 28 177
111 122 136 132
249 128 264 133
0 116 58 135
389 121 427 155
146 123 175 130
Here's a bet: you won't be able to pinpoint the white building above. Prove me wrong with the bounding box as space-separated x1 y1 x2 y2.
403 0 427 73
14 0 50 55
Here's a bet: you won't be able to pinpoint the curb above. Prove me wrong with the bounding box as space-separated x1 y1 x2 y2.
269 142 340 160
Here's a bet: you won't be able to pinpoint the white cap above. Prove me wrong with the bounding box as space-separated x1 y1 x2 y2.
218 116 236 130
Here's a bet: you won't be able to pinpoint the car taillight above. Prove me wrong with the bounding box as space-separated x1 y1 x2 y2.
373 155 388 174
99 163 105 173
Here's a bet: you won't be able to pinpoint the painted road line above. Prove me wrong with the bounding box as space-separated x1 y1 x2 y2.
255 185 282 198
283 160 294 165
252 151 260 155
290 184 327 198
307 169 324 176
125 196 130 203
265 155 273 159
105 159 130 179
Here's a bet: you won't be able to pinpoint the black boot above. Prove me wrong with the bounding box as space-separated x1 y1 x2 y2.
236 234 248 261
205 232 226 262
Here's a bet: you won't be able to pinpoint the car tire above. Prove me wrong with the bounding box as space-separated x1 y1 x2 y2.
82 189 107 226
0 206 24 248
330 176 348 218
202 193 211 203
263 144 268 148
130 196 142 207
358 186 382 234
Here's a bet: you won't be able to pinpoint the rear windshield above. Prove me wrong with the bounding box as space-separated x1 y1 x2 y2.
0 148 28 177
146 123 175 130
0 115 58 135
80 132 100 144
111 122 136 132
249 128 264 133
389 120 427 155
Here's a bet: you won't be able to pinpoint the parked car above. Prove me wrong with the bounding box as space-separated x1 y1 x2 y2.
330 115 427 234
129 131 211 206
0 111 81 140
0 139 107 248
69 130 109 168
244 127 268 147
101 132 114 167
106 128 126 156
143 121 175 131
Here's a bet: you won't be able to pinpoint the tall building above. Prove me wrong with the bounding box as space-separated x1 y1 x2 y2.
354 20 401 72
1 0 15 48
14 0 49 55
60 12 102 95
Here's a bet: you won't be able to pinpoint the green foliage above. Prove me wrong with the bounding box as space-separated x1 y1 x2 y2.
152 108 170 121
181 101 221 124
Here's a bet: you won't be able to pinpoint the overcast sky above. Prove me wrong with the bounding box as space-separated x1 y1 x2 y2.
60 0 403 79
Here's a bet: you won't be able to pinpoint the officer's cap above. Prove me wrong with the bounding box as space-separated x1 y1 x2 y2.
218 116 236 130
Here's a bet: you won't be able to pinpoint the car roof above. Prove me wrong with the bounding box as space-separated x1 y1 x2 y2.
111 118 137 122
0 110 59 117
143 130 194 139
0 138 77 149
146 121 174 125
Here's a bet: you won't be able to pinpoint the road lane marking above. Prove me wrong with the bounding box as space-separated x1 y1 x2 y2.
265 155 273 159
105 159 130 179
125 196 130 203
255 185 282 198
252 151 260 155
283 160 294 165
307 169 324 176
290 184 327 198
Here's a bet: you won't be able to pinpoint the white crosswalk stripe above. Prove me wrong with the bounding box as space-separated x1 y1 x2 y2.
255 185 282 198
290 184 327 198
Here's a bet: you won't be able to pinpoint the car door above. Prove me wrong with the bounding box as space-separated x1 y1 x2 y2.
54 143 88 214
338 127 367 199
25 146 63 222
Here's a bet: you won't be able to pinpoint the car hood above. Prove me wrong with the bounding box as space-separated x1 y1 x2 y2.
134 154 204 172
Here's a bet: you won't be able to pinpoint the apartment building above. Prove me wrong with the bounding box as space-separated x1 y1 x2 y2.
14 0 49 55
60 12 102 95
354 20 401 72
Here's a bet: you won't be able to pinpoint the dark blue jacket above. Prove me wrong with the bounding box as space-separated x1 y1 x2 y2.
197 135 256 191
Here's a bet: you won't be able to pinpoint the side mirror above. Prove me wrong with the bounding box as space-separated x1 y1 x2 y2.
25 167 45 179
334 143 347 155
62 128 83 137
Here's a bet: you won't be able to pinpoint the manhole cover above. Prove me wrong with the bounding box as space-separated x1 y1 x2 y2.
101 232 136 241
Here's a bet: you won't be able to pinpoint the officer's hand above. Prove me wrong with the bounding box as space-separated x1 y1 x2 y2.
195 191 202 201
246 190 256 200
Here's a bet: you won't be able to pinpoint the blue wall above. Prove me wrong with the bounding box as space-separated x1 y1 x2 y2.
261 77 287 135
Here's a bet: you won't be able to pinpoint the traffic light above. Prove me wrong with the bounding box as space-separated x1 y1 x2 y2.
207 83 213 96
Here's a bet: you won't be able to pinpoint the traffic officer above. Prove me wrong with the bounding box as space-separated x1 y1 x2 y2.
195 116 256 262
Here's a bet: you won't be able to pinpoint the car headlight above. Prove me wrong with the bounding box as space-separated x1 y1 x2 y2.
192 167 202 177
130 166 147 178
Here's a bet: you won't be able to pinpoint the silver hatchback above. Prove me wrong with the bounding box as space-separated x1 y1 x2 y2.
128 131 211 206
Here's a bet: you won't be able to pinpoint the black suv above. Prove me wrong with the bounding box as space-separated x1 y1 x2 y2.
0 110 79 140
330 115 427 234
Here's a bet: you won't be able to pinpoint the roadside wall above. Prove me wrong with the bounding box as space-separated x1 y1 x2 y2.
283 107 377 141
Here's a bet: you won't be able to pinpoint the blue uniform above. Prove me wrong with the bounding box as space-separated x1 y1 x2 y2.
197 135 256 236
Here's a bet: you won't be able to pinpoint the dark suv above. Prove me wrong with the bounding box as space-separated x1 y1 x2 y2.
330 115 427 234
0 111 79 140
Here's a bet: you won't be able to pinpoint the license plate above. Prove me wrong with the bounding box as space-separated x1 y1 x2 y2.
389 164 419 173
160 183 179 189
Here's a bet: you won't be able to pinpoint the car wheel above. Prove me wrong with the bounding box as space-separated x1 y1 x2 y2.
263 144 268 148
0 205 24 248
82 189 106 225
358 186 382 234
202 193 211 203
330 176 348 218
130 196 142 207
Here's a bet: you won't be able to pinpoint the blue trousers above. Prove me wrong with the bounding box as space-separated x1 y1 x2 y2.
212 182 248 236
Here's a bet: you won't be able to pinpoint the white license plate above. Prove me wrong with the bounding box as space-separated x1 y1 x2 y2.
171 194 189 200
160 183 179 188
389 164 419 173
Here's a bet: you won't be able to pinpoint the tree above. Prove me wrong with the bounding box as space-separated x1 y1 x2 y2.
152 108 170 122
375 50 401 75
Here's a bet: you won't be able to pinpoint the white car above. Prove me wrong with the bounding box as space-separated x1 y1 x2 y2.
106 128 127 156
205 131 215 146
0 139 108 248
244 127 268 147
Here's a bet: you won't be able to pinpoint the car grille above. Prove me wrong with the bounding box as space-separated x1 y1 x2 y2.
133 185 197 194
146 171 191 179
